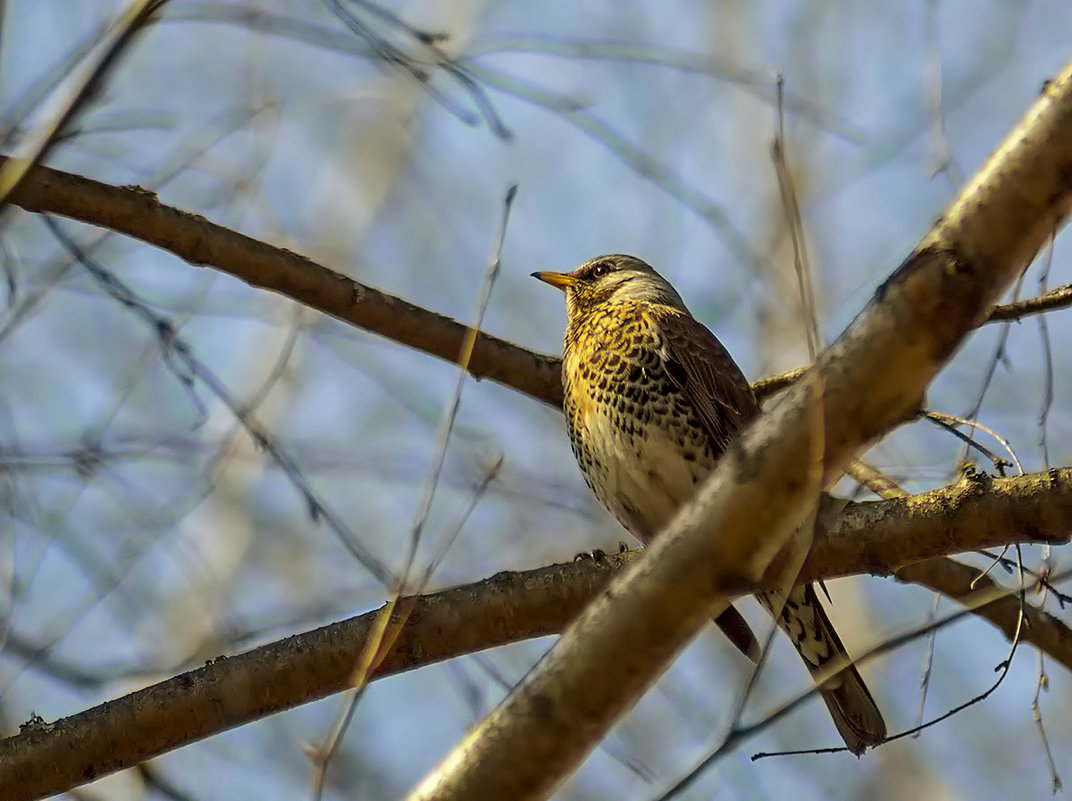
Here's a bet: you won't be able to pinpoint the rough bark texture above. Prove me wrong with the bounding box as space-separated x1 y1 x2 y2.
1 470 1070 801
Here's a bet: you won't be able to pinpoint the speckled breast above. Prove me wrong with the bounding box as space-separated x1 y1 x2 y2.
562 303 717 541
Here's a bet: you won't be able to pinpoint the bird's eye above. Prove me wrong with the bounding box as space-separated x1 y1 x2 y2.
589 262 611 278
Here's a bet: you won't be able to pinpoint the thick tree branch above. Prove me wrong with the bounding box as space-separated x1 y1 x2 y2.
815 468 1072 579
404 61 1072 800
0 469 1069 801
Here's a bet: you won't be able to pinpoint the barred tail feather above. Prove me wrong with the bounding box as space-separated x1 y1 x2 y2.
818 661 887 756
765 584 887 755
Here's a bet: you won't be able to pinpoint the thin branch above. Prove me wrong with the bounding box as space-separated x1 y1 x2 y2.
465 36 864 141
771 73 822 360
844 458 908 499
986 282 1072 321
923 411 1017 474
924 0 964 188
0 0 169 206
894 558 1071 683
1032 549 1062 795
757 280 1072 402
44 217 395 586
310 185 515 797
1035 243 1056 471
914 592 942 735
666 563 1036 797
1 156 566 408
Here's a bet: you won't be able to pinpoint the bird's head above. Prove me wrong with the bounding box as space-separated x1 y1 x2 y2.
532 254 687 318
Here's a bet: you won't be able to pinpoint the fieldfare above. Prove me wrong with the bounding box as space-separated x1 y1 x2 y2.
534 254 886 754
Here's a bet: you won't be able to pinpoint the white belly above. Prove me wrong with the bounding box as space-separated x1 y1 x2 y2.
581 406 711 542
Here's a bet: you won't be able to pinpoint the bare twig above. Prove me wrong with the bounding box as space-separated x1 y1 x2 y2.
1035 242 1056 468
913 592 942 735
44 217 395 586
923 411 1017 474
924 0 963 187
965 268 1028 429
986 282 1072 322
309 186 516 798
1032 579 1062 793
844 459 908 499
321 0 509 137
771 73 822 360
0 0 169 207
662 564 1039 798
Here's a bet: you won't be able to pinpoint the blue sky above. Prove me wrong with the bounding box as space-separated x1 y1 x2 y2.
2 2 1071 799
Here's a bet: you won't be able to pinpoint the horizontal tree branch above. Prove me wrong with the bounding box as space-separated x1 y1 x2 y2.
813 468 1072 580
2 468 1068 801
4 158 1070 412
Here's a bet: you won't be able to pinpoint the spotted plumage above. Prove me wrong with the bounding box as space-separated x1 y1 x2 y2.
535 254 886 754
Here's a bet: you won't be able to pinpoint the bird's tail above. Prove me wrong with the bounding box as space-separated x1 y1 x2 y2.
763 584 887 755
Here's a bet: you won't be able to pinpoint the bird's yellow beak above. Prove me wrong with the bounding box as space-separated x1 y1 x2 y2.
532 270 576 291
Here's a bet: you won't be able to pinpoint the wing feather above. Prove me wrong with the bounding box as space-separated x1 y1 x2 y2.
649 307 759 452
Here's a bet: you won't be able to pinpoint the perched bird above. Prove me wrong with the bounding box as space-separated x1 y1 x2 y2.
534 254 886 754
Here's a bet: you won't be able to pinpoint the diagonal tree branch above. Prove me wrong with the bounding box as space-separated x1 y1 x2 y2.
403 60 1072 801
0 468 1068 801
895 557 1072 667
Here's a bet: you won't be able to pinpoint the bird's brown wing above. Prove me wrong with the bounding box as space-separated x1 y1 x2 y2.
653 310 886 750
650 306 759 452
648 306 763 662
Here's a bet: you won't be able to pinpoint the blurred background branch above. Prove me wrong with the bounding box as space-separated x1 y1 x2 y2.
0 3 1068 800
